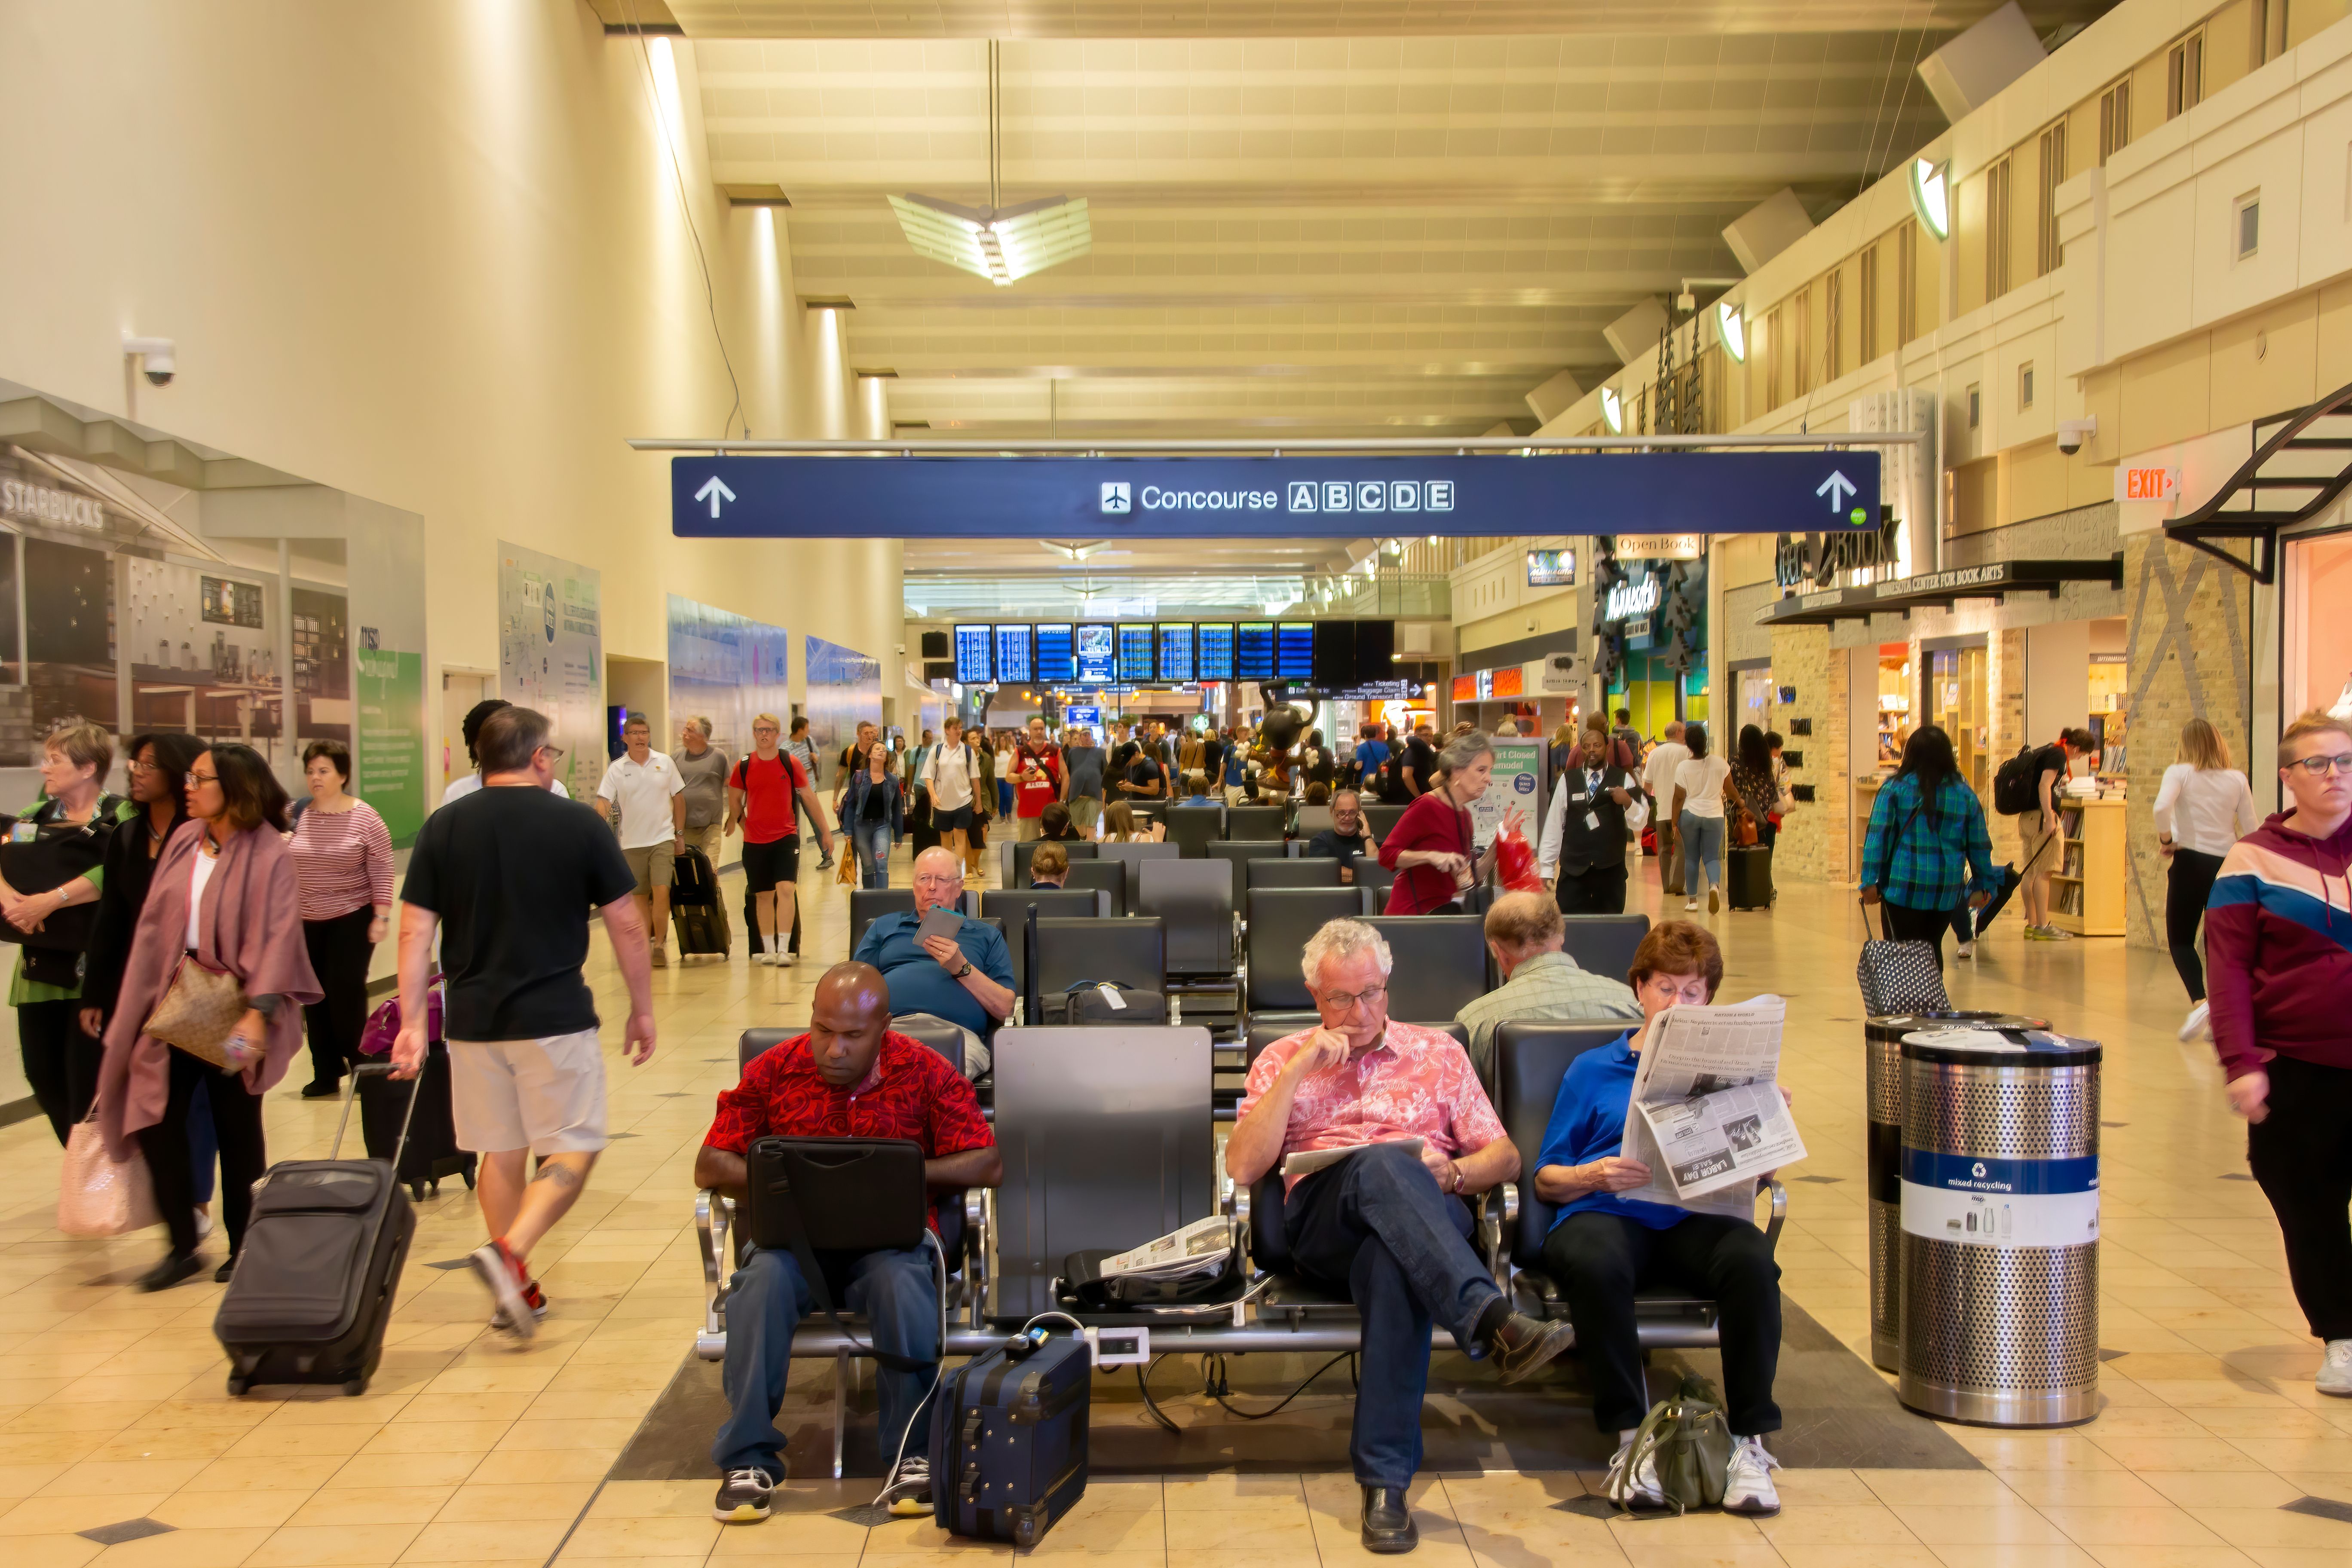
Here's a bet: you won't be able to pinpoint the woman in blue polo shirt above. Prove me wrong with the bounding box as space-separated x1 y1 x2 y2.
1532 919 1785 1517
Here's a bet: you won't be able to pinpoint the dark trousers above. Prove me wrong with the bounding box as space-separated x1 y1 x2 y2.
1880 899 1957 970
712 1244 940 1475
2246 1053 2352 1341
2165 848 2226 1003
301 906 377 1089
1542 1209 1784 1436
18 998 104 1145
1284 1142 1502 1488
135 1047 267 1259
1555 863 1629 916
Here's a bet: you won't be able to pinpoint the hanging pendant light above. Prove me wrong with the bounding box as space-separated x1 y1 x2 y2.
892 40 1092 286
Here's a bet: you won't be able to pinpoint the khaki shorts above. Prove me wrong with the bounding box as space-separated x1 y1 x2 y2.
623 839 677 894
681 821 724 871
1069 796 1103 833
2019 809 2058 868
449 1029 609 1156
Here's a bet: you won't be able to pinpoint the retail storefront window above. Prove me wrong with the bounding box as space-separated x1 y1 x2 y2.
1875 643 1911 768
2285 530 2352 721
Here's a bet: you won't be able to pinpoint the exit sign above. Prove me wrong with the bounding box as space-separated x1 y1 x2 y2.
2123 466 2180 501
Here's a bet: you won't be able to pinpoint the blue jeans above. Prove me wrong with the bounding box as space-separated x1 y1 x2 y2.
1680 811 1725 896
854 823 894 889
1283 1142 1501 1488
712 1244 940 1477
189 1078 218 1204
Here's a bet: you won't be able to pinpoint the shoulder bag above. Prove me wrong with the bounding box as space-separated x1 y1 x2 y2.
1608 1375 1733 1514
58 1106 162 1237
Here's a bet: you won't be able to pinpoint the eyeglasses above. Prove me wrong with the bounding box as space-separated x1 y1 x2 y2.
537 744 567 760
188 772 218 787
1317 984 1387 1012
128 760 159 775
2286 752 2352 777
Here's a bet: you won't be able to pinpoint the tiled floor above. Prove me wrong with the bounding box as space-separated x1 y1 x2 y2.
1 846 2346 1568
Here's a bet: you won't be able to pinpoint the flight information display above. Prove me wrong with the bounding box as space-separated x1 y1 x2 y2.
1236 622 1277 682
1075 623 1116 684
993 624 1033 685
1276 622 1315 680
1156 622 1195 684
952 624 992 684
1117 624 1155 684
1196 623 1236 681
1034 623 1076 683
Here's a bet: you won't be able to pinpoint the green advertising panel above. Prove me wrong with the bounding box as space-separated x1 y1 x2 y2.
355 646 426 846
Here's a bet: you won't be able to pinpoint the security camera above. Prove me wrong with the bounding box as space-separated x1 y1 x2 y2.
2056 417 2096 455
123 335 176 386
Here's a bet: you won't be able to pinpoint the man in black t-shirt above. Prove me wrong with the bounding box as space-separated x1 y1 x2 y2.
1397 726 1438 801
2019 726 2095 941
1122 750 1169 802
395 705 655 1341
1305 788 1381 885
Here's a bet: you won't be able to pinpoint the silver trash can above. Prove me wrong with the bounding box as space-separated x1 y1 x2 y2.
1864 1011 2045 1372
1898 1026 2100 1426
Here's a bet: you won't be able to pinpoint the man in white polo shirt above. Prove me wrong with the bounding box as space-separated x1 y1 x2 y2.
594 714 687 966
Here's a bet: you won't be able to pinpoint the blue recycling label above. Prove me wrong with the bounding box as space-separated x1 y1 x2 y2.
1901 1149 2098 1195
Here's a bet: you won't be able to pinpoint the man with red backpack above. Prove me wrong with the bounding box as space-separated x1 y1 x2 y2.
1010 716 1064 843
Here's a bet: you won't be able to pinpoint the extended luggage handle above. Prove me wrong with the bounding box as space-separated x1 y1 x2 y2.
335 1062 421 1171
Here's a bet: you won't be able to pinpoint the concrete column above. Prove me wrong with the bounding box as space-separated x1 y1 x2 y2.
856 374 891 441
277 538 297 782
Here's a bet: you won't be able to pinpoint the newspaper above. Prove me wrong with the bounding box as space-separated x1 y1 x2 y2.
1098 1215 1231 1282
1619 996 1805 1215
1282 1136 1424 1180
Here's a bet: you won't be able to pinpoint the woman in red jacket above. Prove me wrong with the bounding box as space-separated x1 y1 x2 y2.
1379 730 1524 914
2204 709 2352 1398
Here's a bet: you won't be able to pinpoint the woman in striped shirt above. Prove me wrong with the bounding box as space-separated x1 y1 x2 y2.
291 739 394 1097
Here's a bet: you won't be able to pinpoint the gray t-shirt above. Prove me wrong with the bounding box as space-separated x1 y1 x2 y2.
676 745 730 828
1066 744 1106 801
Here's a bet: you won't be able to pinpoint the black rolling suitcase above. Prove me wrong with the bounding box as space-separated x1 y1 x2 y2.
359 1041 476 1200
929 1327 1091 1547
217 1063 418 1397
671 845 729 958
1725 845 1773 910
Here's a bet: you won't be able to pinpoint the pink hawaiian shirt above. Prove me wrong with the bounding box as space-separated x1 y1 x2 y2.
1240 1021 1510 1190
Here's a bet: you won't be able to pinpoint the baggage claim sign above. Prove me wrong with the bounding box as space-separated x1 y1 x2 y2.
670 453 1881 540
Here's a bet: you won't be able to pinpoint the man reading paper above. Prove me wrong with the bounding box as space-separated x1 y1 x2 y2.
1531 920 1789 1518
1226 917 1574 1556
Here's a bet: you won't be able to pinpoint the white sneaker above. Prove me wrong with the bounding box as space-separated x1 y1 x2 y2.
1722 1434 1782 1515
1684 899 1699 912
1605 1436 1666 1511
2319 1339 2352 1397
1954 941 1977 959
775 951 795 968
752 951 773 966
2177 1001 2211 1042
193 1208 214 1241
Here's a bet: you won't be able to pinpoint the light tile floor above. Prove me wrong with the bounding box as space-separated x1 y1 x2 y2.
1 846 2346 1568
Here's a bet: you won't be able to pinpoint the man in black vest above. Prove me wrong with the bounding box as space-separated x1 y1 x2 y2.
1536 724 1648 915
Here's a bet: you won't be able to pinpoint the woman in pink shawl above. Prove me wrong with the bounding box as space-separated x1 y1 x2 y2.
97 743 319 1291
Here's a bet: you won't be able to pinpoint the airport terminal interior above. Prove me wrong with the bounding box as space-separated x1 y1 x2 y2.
4 1 2352 1567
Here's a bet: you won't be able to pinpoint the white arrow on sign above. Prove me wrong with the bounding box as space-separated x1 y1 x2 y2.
1816 470 1858 514
694 476 737 518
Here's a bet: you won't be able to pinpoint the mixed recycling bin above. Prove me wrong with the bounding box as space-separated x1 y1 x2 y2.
1863 1011 2046 1372
1896 1025 2102 1426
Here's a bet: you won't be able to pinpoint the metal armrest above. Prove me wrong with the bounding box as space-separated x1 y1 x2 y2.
1763 1177 1787 1252
964 1188 992 1325
695 1189 734 1360
1222 1175 1254 1271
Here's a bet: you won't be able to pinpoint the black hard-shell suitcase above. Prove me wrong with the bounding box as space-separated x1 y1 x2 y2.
358 1041 476 1200
929 1330 1091 1548
217 1063 418 1397
1725 845 1773 910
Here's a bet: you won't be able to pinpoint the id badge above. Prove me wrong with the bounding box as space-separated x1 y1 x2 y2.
9 822 36 844
1584 812 1601 832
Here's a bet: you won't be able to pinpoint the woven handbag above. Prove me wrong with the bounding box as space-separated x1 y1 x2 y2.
58 1109 162 1237
142 953 249 1068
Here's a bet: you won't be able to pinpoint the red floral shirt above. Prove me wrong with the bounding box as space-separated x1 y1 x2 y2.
707 1032 993 1224
1240 1021 1507 1191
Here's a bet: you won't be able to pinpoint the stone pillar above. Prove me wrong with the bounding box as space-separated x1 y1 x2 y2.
1984 627 2029 866
1767 625 1848 883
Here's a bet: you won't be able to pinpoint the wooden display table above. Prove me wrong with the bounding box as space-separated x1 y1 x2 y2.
2050 796 2125 937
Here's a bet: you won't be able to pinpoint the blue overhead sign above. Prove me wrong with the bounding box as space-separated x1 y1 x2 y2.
670 453 1881 539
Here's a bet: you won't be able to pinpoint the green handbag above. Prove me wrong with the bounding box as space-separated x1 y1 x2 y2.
1610 1375 1733 1515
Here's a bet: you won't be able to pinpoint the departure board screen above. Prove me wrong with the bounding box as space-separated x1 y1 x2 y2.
1276 622 1315 680
1236 622 1277 682
1075 623 1115 684
1196 623 1236 681
1117 624 1155 684
1156 623 1196 684
952 625 992 685
1034 623 1076 683
992 625 1033 686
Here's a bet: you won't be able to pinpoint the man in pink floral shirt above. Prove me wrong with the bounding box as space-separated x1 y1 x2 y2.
1228 918 1574 1555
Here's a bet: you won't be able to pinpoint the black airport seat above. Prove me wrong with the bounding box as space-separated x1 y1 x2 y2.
1163 808 1225 858
847 888 915 954
1204 841 1283 913
1032 916 1165 1001
1357 860 1397 910
1060 859 1127 916
1491 1020 1784 1336
1098 839 1182 908
981 888 1104 1001
1242 886 1364 1040
1223 805 1287 842
1293 805 1335 839
1561 914 1650 989
1362 802 1409 841
1137 859 1236 977
1248 857 1340 890
1363 915 1488 1027
1005 836 1099 888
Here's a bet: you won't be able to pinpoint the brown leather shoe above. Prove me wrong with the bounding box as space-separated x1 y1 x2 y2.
1487 1311 1576 1385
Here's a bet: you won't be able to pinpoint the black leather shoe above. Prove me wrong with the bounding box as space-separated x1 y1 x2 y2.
1487 1311 1577 1385
300 1080 340 1099
214 1256 237 1283
1360 1485 1417 1553
137 1253 204 1292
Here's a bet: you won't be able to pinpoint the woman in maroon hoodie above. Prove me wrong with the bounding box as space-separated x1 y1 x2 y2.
2204 709 2352 1398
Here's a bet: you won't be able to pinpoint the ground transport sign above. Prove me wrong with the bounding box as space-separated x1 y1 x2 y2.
670 453 1881 539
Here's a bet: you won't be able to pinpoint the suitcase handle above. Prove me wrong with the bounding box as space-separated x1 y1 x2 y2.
337 1061 421 1169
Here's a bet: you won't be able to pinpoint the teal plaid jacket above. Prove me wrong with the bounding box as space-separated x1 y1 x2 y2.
1862 773 1997 912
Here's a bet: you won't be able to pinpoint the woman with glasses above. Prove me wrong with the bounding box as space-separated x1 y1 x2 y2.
2153 718 2260 1041
2204 710 2352 1398
95 743 320 1291
1379 729 1523 914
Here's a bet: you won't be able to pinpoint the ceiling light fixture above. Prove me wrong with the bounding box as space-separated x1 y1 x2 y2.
1600 388 1624 434
1717 302 1747 364
892 40 1091 286
1909 157 1952 241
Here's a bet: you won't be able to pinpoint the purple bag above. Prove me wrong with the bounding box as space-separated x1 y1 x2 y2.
358 978 442 1057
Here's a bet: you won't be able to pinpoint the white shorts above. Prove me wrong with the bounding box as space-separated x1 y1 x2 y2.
448 1029 609 1156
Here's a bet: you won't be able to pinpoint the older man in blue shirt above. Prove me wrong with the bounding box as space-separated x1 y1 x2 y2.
850 846 1015 1075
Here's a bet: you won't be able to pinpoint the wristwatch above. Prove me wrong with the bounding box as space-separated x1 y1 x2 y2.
953 962 974 979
